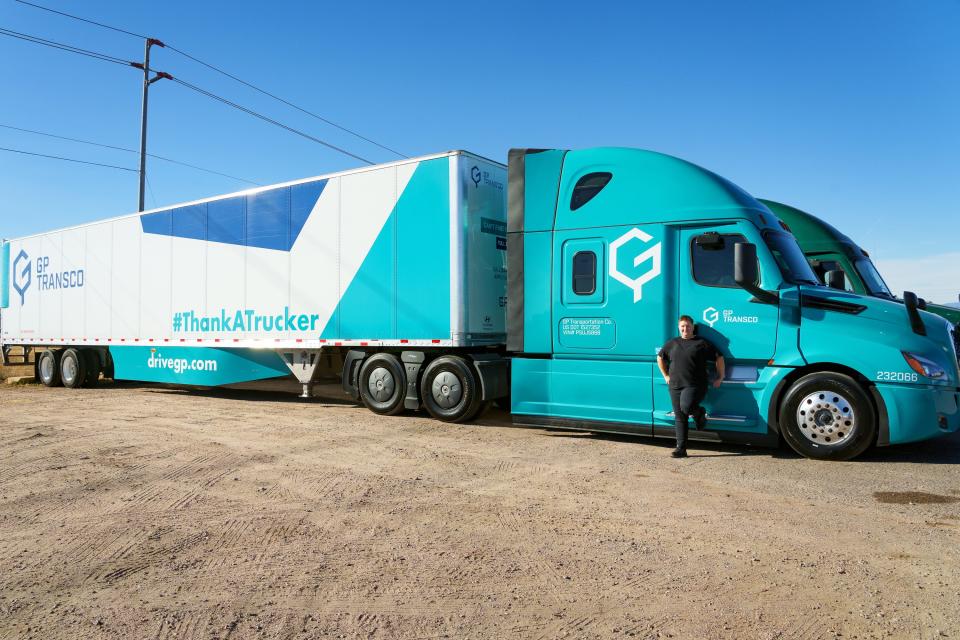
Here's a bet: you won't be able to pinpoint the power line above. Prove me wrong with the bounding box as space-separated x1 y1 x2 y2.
1 25 378 164
13 0 148 39
11 0 407 159
0 26 131 66
0 123 261 185
165 46 408 159
170 77 375 165
0 145 137 171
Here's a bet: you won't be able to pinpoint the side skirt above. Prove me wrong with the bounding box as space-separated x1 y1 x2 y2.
513 415 780 448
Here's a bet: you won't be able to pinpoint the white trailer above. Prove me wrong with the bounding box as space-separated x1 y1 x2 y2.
1 151 509 420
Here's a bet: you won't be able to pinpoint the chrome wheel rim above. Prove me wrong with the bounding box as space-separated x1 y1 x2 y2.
431 371 463 409
796 390 855 446
367 367 396 403
40 356 54 382
62 356 77 385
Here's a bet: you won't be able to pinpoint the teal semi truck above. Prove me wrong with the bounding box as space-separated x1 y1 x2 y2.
759 199 960 328
4 148 959 461
506 148 958 460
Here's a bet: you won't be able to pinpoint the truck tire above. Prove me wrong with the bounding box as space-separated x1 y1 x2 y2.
38 349 63 387
420 356 482 423
103 350 115 380
358 353 406 416
778 372 876 461
82 350 102 388
60 348 87 389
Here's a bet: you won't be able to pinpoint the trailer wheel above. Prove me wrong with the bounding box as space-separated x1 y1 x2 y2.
38 349 63 387
60 348 87 389
420 356 481 423
358 353 406 416
778 372 876 461
82 350 102 388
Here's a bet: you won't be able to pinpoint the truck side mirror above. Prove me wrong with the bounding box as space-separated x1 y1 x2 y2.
903 291 927 336
734 243 778 304
826 269 845 290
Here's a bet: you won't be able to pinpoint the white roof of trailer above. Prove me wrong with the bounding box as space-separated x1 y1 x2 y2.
4 150 506 242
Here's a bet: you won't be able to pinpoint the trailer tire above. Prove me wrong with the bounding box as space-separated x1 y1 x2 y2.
358 353 407 416
60 348 87 389
103 351 115 380
420 356 481 423
82 350 102 388
38 350 63 387
778 372 875 461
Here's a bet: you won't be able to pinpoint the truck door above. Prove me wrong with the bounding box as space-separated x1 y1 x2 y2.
549 224 667 432
654 225 779 434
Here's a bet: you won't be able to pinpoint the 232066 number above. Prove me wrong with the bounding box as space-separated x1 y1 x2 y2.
876 370 919 383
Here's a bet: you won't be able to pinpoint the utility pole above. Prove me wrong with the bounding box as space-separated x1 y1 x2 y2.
132 38 171 212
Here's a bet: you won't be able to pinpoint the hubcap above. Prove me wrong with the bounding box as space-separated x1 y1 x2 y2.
63 357 76 384
366 367 395 403
40 357 53 381
431 371 463 409
796 390 856 446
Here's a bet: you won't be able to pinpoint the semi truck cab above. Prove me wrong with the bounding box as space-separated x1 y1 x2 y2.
507 148 960 460
759 199 960 327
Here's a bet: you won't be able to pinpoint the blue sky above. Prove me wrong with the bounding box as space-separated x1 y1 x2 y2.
1 1 957 300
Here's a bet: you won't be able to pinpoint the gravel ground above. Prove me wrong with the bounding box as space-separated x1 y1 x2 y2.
0 379 958 640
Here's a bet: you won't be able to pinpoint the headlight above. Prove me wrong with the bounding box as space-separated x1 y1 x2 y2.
902 351 946 379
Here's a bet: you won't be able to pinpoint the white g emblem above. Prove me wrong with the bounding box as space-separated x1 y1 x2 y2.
703 307 719 327
609 228 662 303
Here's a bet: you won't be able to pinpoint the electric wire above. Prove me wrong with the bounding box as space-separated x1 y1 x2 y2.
0 123 261 185
164 45 408 159
11 0 407 158
13 0 149 39
0 26 130 66
1 25 378 164
169 77 375 165
0 145 138 171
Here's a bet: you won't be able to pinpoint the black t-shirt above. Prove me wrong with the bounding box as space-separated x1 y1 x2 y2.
659 336 719 389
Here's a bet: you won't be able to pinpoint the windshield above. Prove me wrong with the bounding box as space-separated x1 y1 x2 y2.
854 258 894 298
762 230 821 286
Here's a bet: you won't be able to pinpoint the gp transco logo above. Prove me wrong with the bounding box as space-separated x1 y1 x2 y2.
12 249 31 305
609 228 661 302
703 307 719 327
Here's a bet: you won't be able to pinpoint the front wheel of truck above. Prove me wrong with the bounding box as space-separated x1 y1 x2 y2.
779 372 876 461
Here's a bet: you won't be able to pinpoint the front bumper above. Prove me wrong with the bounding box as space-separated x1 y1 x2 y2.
876 382 960 445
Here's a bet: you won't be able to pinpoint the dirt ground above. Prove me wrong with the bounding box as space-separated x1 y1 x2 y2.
1 379 958 640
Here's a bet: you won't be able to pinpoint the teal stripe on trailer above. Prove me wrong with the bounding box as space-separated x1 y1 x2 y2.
110 346 290 385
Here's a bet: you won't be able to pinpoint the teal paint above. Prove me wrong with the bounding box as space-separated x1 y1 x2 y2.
323 157 451 340
510 356 655 428
522 232 553 353
397 157 451 338
0 242 8 309
521 150 567 232
110 346 290 385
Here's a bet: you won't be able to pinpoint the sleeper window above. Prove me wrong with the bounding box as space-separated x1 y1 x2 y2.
570 172 613 211
572 251 597 295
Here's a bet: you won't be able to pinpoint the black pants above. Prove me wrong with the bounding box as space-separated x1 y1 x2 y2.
670 386 706 450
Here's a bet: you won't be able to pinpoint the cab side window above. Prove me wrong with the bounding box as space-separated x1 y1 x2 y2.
692 233 750 288
572 251 597 295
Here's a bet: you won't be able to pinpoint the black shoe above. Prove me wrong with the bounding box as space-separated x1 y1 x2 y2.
671 448 688 458
693 407 707 430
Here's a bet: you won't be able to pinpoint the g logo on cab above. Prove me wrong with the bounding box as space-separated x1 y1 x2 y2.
609 228 661 303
